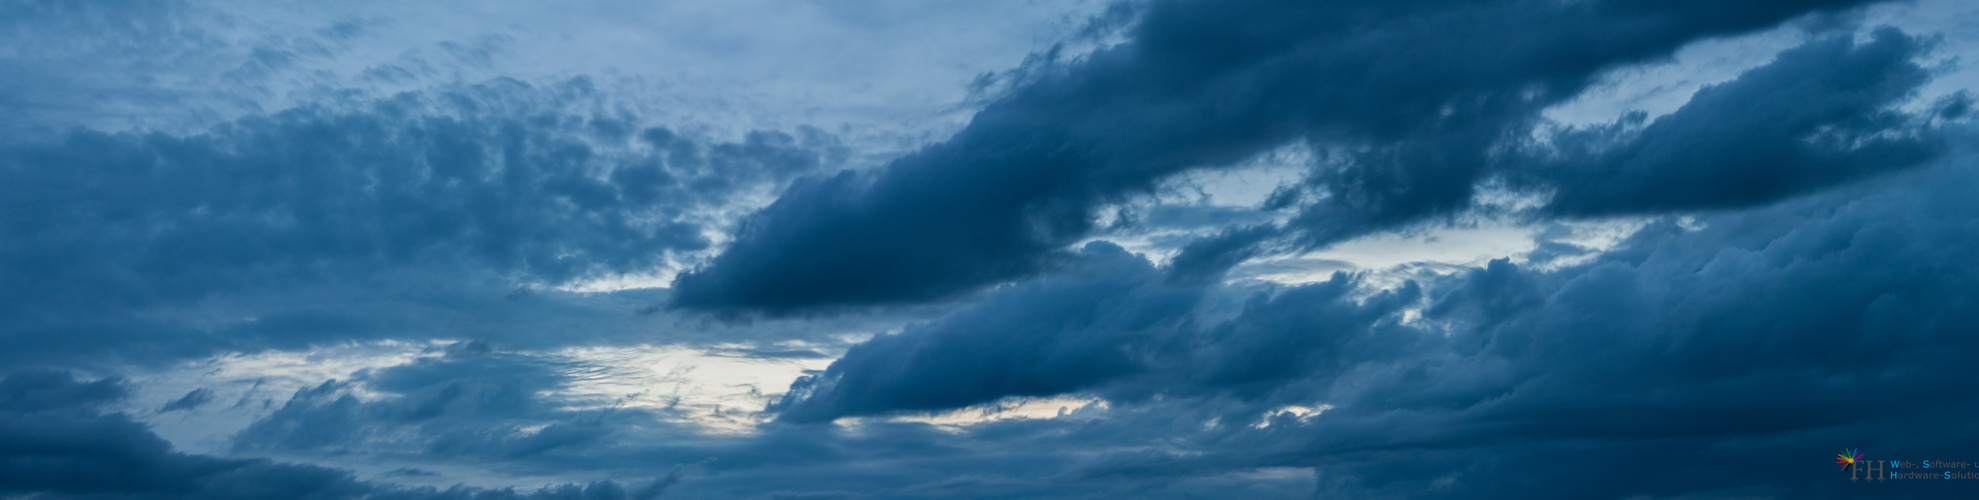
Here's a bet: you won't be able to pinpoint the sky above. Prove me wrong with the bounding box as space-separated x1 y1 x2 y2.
4 0 1979 498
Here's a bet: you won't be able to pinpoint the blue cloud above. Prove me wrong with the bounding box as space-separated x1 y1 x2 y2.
0 370 681 499
0 78 843 367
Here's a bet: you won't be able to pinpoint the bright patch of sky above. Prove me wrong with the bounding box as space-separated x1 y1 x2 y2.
550 342 837 434
885 395 1110 429
124 340 453 456
124 339 849 454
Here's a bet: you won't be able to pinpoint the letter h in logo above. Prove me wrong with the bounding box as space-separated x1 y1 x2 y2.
1851 459 1885 481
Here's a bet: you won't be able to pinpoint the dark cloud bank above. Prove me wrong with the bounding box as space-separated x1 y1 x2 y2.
5 0 1979 498
722 0 1975 498
670 0 1943 313
21 145 1976 498
763 136 1979 498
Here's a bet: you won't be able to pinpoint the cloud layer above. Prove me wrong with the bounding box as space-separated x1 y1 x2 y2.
4 0 1978 498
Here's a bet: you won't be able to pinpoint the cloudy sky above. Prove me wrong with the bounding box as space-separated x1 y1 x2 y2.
5 0 1979 498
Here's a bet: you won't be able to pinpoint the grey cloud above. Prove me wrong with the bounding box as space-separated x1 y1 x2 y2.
232 344 661 463
159 388 215 414
1524 27 1946 215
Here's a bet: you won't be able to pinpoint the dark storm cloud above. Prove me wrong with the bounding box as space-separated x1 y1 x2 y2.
771 242 1201 422
8 0 1979 498
177 128 1979 498
0 368 128 412
764 133 1979 497
0 77 842 367
672 0 1894 314
771 241 1422 422
1161 223 1280 284
1265 152 1979 498
1520 27 1946 215
0 370 679 500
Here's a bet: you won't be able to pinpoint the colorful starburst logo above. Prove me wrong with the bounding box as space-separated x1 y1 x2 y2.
1837 448 1865 470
